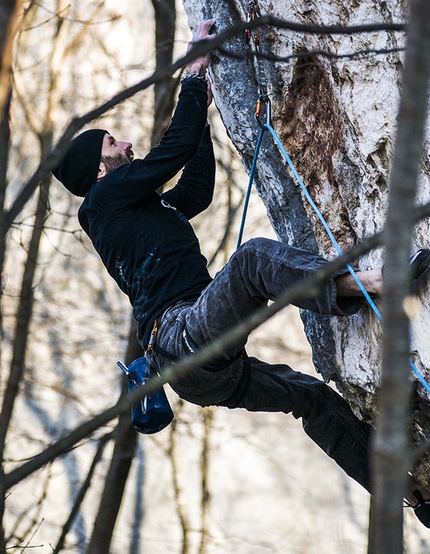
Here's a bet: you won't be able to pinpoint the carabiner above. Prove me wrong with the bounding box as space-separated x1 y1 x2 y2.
255 95 271 128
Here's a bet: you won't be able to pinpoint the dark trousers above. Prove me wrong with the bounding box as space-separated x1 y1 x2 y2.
145 238 371 491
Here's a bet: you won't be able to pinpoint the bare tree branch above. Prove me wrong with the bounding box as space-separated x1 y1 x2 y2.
52 432 113 554
4 16 406 232
85 331 141 554
219 45 404 64
0 0 21 120
198 408 213 554
168 405 191 554
8 205 430 491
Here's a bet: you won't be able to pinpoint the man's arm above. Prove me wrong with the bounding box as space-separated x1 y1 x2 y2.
184 19 216 77
129 18 216 194
161 124 215 219
90 20 216 207
159 20 217 218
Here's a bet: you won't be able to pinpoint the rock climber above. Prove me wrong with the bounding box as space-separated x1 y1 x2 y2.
52 19 430 527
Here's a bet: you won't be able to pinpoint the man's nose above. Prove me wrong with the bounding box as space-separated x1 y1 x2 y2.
119 141 132 151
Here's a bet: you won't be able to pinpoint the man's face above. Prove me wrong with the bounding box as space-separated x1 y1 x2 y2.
100 133 134 170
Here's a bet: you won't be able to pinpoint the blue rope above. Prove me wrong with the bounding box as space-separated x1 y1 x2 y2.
237 126 266 249
409 360 430 394
264 123 383 320
266 123 430 395
238 119 430 396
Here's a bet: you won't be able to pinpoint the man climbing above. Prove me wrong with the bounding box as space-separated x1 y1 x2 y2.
52 19 430 527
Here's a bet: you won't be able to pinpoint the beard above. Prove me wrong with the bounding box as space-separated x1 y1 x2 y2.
100 149 134 172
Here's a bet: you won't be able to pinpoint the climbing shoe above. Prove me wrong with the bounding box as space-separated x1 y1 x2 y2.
411 489 430 528
382 249 430 292
118 357 174 434
409 249 430 286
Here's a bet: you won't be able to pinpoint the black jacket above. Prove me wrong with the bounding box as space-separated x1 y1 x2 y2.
78 78 215 346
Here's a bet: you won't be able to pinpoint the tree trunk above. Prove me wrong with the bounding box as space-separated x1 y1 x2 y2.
181 0 430 479
86 326 140 554
0 0 20 120
0 89 11 365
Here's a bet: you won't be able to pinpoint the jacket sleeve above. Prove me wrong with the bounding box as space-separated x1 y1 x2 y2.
90 77 209 208
161 125 215 219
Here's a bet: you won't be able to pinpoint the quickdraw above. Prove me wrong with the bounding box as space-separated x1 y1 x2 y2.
245 1 271 127
245 1 261 46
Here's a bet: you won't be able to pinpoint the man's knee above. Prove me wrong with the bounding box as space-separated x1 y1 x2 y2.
232 237 279 269
239 237 276 254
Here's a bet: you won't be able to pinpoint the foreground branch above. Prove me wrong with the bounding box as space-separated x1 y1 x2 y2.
12 202 430 491
3 193 430 491
219 46 404 64
369 0 430 549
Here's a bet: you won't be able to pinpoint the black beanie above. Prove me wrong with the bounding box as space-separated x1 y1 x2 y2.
52 129 107 197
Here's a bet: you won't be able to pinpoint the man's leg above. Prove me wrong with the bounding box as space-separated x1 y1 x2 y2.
227 356 373 492
150 314 372 490
336 269 383 296
185 237 369 360
224 358 430 514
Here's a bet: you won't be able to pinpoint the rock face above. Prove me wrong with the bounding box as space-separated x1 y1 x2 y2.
183 0 430 472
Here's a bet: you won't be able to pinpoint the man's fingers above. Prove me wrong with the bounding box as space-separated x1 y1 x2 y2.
185 19 216 74
194 18 216 39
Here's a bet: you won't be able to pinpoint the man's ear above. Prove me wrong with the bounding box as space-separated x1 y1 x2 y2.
97 162 107 181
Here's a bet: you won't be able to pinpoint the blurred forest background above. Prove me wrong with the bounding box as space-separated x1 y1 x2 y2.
1 0 430 553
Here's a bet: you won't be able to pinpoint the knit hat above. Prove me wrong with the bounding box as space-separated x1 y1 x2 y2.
53 129 107 197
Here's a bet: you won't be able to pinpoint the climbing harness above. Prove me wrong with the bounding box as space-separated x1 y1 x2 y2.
239 1 430 396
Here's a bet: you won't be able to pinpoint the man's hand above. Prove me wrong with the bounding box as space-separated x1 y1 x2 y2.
185 19 216 76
